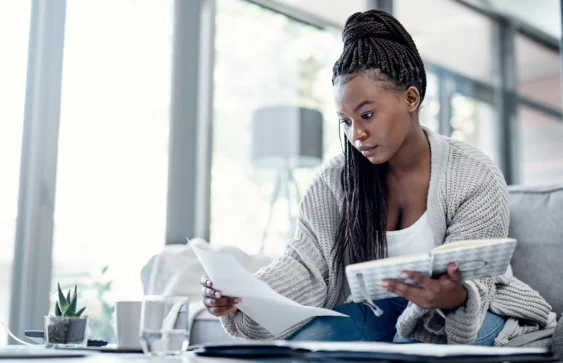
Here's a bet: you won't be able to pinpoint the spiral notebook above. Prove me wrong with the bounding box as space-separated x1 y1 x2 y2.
346 238 517 304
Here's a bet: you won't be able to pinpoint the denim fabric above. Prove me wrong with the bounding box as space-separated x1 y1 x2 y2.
287 297 505 346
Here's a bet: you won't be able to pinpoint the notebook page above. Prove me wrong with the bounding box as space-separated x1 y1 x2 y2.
431 238 517 280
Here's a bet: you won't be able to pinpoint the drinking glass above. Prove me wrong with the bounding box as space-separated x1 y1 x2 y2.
139 295 189 356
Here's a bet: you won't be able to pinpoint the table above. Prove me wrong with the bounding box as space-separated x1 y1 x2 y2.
1 346 560 363
0 352 252 363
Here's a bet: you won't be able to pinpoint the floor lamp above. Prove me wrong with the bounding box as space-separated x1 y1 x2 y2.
251 105 324 253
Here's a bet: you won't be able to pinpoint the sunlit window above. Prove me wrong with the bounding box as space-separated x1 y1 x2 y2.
0 0 31 345
51 0 173 342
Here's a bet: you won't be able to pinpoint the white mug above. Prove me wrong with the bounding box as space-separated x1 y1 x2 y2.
115 300 142 349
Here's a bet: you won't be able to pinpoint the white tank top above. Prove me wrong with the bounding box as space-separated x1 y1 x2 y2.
386 211 435 258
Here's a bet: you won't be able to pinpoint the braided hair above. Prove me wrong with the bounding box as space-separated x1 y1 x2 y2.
332 10 427 271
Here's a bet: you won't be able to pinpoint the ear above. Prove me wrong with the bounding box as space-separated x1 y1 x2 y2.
405 86 420 113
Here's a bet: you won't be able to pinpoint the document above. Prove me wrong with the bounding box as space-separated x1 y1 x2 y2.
287 341 550 357
195 341 553 361
191 240 347 336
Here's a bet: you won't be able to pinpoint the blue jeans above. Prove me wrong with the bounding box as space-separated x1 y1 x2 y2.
287 297 505 346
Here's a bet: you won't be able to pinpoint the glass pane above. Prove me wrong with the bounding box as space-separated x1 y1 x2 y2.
420 73 440 133
0 1 30 344
519 107 563 185
396 0 496 84
212 0 342 255
462 0 561 40
450 94 499 165
52 0 173 343
516 34 562 110
274 0 366 27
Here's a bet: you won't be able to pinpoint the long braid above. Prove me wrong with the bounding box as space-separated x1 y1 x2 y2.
333 10 425 271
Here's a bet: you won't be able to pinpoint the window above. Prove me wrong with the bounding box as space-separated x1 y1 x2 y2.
396 0 497 84
516 34 562 110
274 0 366 27
450 94 499 165
519 107 563 185
52 0 173 342
211 0 342 255
419 73 440 133
0 0 31 344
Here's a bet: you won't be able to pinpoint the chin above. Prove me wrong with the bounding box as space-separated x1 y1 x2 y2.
364 154 388 165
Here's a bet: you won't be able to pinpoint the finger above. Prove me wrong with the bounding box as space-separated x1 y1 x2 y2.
402 271 440 301
446 263 462 282
201 286 222 298
204 297 242 307
401 271 434 289
209 306 238 317
383 279 424 301
200 276 212 287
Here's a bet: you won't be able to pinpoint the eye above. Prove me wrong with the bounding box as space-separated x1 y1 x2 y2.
361 112 373 120
339 119 351 127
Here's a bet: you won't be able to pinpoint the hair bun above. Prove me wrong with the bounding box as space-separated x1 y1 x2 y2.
342 10 405 46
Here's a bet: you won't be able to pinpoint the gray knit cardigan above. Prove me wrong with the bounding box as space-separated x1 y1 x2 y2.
221 127 556 345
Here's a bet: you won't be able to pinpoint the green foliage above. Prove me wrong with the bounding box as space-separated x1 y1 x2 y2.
86 265 115 342
53 265 116 342
55 284 86 317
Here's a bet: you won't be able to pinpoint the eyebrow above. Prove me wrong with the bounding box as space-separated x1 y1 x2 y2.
337 100 375 115
354 100 375 113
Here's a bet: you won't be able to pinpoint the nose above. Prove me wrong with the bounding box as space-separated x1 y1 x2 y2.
351 121 367 142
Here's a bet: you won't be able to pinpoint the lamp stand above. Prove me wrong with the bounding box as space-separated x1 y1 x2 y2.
260 166 300 254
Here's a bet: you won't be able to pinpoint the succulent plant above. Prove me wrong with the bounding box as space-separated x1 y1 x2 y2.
54 284 86 317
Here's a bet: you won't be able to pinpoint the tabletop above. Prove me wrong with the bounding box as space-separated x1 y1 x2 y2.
0 345 559 363
0 351 253 363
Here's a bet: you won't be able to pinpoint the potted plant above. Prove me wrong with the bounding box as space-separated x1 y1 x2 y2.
44 284 88 347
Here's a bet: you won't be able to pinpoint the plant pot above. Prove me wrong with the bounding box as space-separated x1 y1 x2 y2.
44 315 89 347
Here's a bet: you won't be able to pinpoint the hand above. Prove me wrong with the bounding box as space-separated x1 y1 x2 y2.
200 276 242 317
381 262 468 310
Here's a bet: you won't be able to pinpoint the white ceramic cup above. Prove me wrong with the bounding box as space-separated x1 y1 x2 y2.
115 300 142 349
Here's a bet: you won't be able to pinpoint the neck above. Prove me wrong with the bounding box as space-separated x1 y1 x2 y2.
387 123 430 175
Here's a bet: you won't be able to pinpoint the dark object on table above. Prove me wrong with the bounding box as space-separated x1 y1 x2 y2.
192 342 559 363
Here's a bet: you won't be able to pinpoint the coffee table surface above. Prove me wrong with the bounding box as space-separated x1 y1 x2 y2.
0 351 252 363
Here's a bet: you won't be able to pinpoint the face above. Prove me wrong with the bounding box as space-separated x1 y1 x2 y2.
334 74 420 165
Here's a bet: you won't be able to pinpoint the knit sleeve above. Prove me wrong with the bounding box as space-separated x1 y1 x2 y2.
397 160 511 344
220 173 340 340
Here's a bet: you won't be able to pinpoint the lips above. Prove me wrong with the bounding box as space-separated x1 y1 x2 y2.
358 145 377 157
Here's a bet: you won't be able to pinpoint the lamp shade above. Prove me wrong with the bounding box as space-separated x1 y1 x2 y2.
251 105 324 169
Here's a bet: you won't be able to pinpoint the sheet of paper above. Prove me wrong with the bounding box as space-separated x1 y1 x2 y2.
286 341 549 357
191 240 347 336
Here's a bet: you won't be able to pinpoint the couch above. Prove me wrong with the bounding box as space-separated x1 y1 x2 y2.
146 184 563 346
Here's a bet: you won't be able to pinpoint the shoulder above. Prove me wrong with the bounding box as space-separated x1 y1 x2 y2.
319 154 344 184
440 135 508 203
445 137 505 185
299 154 344 207
317 154 345 197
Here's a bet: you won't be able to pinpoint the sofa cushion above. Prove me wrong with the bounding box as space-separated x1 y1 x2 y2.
190 310 240 346
508 185 563 315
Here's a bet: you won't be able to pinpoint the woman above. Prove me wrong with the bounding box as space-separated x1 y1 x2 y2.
200 10 555 345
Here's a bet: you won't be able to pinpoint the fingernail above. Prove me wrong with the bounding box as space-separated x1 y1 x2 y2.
401 272 409 279
453 263 458 270
206 281 211 287
234 298 242 303
381 281 389 288
215 291 221 298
